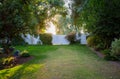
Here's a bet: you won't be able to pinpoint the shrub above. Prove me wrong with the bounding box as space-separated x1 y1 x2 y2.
0 57 16 69
104 55 118 61
111 39 120 56
2 57 15 68
102 40 120 61
2 57 15 65
20 50 30 57
102 49 111 55
102 49 118 61
65 32 76 44
87 35 105 50
12 36 27 46
40 33 52 45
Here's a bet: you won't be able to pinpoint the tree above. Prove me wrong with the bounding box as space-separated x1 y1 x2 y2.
71 0 86 27
0 0 65 54
77 0 120 48
31 0 66 34
0 0 34 53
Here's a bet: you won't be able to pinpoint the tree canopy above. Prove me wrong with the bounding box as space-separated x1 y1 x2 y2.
0 0 66 53
75 0 120 48
0 0 120 49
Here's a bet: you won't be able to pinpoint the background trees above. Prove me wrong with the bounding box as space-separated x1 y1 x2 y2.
32 0 66 34
76 0 120 48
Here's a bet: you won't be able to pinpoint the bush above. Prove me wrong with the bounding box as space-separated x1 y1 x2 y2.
12 36 27 46
111 39 120 56
104 55 118 61
102 44 120 61
102 49 110 55
65 32 76 44
40 33 52 45
102 49 118 61
20 50 30 57
2 57 15 65
87 35 105 50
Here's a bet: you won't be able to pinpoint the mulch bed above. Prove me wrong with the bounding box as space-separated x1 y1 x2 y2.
16 56 33 65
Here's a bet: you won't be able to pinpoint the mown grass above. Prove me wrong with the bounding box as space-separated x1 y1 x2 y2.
0 45 120 79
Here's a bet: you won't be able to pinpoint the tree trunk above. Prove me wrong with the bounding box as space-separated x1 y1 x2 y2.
2 37 12 55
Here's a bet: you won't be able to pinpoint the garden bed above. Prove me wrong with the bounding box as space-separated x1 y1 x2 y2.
0 54 33 70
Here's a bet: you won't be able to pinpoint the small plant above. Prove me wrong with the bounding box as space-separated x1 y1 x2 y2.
0 57 16 70
3 57 15 65
102 49 111 55
2 57 15 68
20 50 30 57
105 38 120 61
102 49 113 60
111 39 120 56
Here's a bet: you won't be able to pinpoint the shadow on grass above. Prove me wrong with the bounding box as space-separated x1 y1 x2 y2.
0 55 48 79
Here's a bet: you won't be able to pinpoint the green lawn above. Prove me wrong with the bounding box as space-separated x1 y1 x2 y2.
0 45 120 79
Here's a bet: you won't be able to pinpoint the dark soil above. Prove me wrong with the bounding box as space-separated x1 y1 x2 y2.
16 56 33 64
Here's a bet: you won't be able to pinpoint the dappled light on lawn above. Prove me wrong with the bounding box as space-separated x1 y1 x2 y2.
0 64 44 79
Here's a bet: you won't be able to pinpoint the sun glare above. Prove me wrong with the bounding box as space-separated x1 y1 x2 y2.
46 22 56 35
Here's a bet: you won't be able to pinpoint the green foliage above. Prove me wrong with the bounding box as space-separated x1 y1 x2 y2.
2 57 15 66
0 0 65 54
71 0 85 26
103 49 119 61
111 39 120 56
0 0 33 38
0 0 34 53
20 50 30 57
102 39 120 61
77 0 120 48
87 35 105 50
40 33 52 45
0 57 15 69
104 55 119 61
65 32 76 44
31 0 66 33
12 36 27 46
101 49 117 61
53 15 80 34
102 49 111 55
